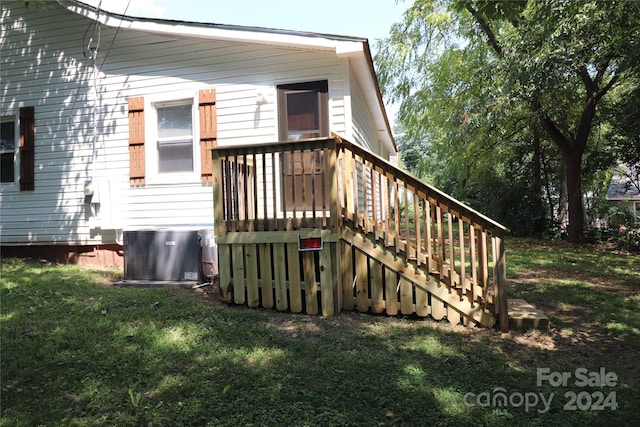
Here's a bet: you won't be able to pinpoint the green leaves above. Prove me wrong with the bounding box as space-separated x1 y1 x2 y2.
375 0 640 239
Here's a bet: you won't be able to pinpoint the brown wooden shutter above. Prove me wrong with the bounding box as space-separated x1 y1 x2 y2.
19 106 35 191
199 89 217 183
128 97 145 186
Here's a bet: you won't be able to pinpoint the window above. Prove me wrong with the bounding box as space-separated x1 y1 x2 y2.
127 91 216 187
0 118 16 183
278 80 329 141
155 102 194 174
278 81 329 211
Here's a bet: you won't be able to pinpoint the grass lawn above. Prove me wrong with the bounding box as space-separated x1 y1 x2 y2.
1 239 638 426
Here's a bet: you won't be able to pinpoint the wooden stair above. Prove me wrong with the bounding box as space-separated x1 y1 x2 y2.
212 136 511 331
341 225 496 328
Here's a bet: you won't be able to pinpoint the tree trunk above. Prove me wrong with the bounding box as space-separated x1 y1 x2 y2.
532 126 545 234
564 151 585 243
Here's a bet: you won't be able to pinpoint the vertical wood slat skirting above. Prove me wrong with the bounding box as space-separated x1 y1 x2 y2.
217 236 338 316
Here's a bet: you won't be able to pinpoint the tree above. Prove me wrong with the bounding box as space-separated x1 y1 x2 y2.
376 0 640 243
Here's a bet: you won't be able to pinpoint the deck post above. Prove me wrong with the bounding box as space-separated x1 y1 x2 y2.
494 235 509 332
328 138 340 232
212 149 224 236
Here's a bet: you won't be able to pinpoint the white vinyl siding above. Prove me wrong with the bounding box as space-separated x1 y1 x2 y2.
0 1 354 244
351 77 380 155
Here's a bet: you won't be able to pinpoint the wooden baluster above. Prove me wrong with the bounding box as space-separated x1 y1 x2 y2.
403 184 410 256
447 209 456 288
224 158 234 232
327 144 339 233
345 150 355 224
385 172 393 247
394 180 401 253
436 205 445 281
458 217 466 299
478 229 488 307
243 152 250 232
414 193 421 269
233 154 241 231
291 150 298 226
301 149 308 227
424 199 431 272
493 235 508 332
469 224 477 306
261 150 267 230
271 152 278 230
362 159 369 234
371 167 378 241
248 152 257 232
322 147 328 228
311 149 317 227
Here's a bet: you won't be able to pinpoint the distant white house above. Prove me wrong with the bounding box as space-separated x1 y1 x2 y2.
0 0 395 266
605 165 640 226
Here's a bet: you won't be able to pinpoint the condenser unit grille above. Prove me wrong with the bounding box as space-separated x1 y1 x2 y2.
124 230 201 281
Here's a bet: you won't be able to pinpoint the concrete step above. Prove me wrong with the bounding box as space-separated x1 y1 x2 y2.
508 299 549 331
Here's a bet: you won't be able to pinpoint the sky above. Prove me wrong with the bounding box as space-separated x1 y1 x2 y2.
80 0 409 51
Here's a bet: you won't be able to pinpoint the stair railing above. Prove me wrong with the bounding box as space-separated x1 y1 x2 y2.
211 135 509 331
336 136 509 331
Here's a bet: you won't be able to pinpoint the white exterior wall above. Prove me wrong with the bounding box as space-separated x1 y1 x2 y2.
0 1 379 246
351 77 387 158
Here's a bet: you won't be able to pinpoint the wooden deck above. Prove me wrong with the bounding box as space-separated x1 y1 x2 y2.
212 136 510 331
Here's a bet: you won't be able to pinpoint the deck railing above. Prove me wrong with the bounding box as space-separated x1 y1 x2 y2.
212 138 340 233
212 136 509 330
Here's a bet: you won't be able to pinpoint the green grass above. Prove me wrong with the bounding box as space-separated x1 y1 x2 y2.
1 241 639 426
507 239 640 348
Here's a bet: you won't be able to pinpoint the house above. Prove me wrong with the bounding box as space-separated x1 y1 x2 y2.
1 0 511 330
1 0 394 265
605 165 640 226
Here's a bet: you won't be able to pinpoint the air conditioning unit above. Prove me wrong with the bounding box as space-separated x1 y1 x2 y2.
123 229 217 282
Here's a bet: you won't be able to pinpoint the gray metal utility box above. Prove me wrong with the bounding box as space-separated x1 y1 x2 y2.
124 229 204 281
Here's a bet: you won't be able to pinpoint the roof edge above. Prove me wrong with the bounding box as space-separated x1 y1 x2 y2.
58 0 396 153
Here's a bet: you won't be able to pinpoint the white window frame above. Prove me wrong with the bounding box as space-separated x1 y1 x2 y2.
145 94 200 185
0 114 19 189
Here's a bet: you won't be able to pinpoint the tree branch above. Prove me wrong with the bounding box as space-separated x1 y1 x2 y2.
532 99 572 157
595 58 611 85
464 3 504 57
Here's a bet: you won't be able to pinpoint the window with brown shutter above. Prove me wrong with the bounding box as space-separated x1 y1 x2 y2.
19 106 35 191
128 97 145 186
199 89 217 183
